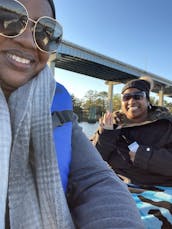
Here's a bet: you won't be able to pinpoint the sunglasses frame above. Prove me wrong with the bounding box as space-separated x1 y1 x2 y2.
0 0 63 53
121 91 146 102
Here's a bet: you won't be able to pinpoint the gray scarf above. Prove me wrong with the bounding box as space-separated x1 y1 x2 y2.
0 88 12 229
0 66 74 229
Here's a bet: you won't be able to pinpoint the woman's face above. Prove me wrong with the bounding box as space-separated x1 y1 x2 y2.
121 88 149 122
0 0 53 97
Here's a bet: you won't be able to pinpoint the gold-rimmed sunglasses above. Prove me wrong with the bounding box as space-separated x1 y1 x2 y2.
0 0 63 53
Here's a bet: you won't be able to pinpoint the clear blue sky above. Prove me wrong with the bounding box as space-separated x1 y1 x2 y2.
54 0 172 99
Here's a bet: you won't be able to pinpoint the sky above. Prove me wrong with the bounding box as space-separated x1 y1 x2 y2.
54 0 172 100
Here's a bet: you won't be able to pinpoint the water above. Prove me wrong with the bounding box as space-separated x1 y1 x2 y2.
79 122 99 138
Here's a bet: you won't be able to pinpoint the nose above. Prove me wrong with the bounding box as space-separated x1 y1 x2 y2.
13 22 36 50
127 97 136 104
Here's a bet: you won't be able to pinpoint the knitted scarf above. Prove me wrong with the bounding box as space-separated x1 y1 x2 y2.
0 88 11 229
0 66 74 229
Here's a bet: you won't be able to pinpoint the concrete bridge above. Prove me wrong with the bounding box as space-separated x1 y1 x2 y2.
49 40 172 111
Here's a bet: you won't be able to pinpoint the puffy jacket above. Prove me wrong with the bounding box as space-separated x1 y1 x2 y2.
93 106 172 186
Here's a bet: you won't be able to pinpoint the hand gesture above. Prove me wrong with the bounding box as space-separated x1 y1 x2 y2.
99 111 114 130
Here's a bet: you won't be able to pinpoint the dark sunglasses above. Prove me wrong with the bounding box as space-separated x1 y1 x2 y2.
121 91 146 102
0 0 63 53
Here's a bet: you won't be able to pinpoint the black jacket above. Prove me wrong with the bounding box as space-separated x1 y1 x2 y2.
92 106 172 186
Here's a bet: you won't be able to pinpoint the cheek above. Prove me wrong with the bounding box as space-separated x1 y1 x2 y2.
141 100 148 110
39 52 50 64
36 52 50 71
121 102 127 112
31 52 50 77
0 36 10 50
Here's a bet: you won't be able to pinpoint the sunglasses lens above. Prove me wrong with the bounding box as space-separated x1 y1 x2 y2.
134 94 142 100
35 17 63 52
122 94 131 101
122 92 146 101
0 0 28 37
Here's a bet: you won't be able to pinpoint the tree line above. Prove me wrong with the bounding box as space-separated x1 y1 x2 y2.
71 90 172 122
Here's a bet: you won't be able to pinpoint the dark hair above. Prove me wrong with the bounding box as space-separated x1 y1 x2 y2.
47 0 56 18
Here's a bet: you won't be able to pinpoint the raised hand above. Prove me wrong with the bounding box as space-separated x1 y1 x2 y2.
99 111 114 130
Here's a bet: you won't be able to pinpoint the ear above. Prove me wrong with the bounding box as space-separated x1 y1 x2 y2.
147 102 152 110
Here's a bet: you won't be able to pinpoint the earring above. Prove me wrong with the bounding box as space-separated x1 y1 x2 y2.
148 103 152 110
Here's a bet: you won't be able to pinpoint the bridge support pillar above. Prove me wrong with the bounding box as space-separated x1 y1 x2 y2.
105 81 118 112
158 87 164 106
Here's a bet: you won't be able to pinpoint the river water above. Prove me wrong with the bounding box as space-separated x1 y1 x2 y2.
79 122 99 138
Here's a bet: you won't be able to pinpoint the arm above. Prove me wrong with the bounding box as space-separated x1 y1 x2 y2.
132 145 172 176
91 112 117 161
67 114 144 229
92 128 116 161
126 120 172 176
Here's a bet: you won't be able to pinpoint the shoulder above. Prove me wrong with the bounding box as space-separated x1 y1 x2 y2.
149 105 172 122
52 82 72 111
151 105 169 113
55 82 71 98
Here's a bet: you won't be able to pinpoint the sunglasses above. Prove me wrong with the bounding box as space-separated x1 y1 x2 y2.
0 0 63 53
121 91 146 102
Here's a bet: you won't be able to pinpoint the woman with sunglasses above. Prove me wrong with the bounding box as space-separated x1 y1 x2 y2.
0 0 145 228
92 77 172 228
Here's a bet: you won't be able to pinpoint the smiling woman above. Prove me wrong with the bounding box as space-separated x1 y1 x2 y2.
0 0 62 98
92 76 172 228
0 0 145 229
93 76 172 186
